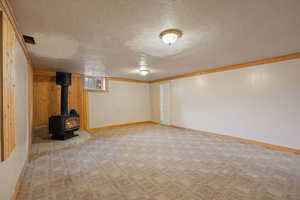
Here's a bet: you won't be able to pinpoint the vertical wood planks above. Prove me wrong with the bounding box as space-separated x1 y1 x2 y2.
32 73 84 128
1 12 17 161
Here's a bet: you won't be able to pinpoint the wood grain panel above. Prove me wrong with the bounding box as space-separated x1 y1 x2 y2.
1 12 17 161
33 73 84 128
0 0 31 64
83 91 89 130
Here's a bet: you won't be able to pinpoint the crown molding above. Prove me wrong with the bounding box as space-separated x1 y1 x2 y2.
0 0 32 65
149 52 300 83
107 77 149 84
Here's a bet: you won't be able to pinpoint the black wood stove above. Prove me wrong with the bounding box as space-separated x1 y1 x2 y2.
49 72 80 140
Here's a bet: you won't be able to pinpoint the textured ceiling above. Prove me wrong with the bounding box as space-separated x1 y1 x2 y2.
10 0 300 81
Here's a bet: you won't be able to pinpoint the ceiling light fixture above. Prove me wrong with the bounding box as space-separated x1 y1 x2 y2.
159 29 182 45
139 68 150 76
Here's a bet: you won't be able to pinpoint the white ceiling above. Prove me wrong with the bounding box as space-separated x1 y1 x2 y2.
11 0 300 81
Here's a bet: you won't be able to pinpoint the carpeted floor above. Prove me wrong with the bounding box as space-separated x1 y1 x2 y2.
19 124 300 200
31 126 91 159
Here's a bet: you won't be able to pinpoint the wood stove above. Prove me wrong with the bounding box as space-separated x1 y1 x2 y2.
49 72 80 140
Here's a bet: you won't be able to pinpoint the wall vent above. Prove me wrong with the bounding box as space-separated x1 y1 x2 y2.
23 35 35 44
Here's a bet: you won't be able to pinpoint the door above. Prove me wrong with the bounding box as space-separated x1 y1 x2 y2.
160 82 171 125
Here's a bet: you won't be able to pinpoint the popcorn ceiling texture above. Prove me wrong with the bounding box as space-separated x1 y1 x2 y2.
11 0 300 80
19 124 300 200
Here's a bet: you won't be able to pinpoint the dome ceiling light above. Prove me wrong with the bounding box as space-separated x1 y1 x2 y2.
139 68 150 76
159 29 183 45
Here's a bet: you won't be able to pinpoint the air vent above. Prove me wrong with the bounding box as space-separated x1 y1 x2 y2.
23 35 35 44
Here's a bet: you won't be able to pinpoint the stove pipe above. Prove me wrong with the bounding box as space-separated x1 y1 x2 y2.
56 72 72 116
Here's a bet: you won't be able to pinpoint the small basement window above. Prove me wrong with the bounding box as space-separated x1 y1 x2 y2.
84 76 107 91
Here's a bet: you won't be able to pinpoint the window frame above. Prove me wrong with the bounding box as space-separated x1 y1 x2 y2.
83 76 108 92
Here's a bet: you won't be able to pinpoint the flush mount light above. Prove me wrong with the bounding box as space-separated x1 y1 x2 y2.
159 29 182 45
139 69 150 76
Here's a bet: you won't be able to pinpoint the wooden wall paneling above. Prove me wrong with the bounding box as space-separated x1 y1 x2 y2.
83 91 89 130
78 76 84 128
33 73 85 129
0 0 32 64
33 75 58 126
33 70 153 131
69 75 84 128
1 12 17 161
0 12 2 160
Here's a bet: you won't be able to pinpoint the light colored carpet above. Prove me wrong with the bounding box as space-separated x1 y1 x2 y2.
19 124 300 200
31 126 90 159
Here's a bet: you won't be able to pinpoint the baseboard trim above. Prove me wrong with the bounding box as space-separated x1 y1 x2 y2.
87 121 158 132
170 125 300 154
11 160 28 200
150 121 160 124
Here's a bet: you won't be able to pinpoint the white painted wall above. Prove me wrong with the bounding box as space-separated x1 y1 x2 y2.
0 42 30 200
160 82 171 125
88 80 151 128
169 58 300 149
150 83 160 123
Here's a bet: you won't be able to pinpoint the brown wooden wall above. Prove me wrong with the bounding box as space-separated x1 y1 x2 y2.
33 71 84 128
1 12 17 161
